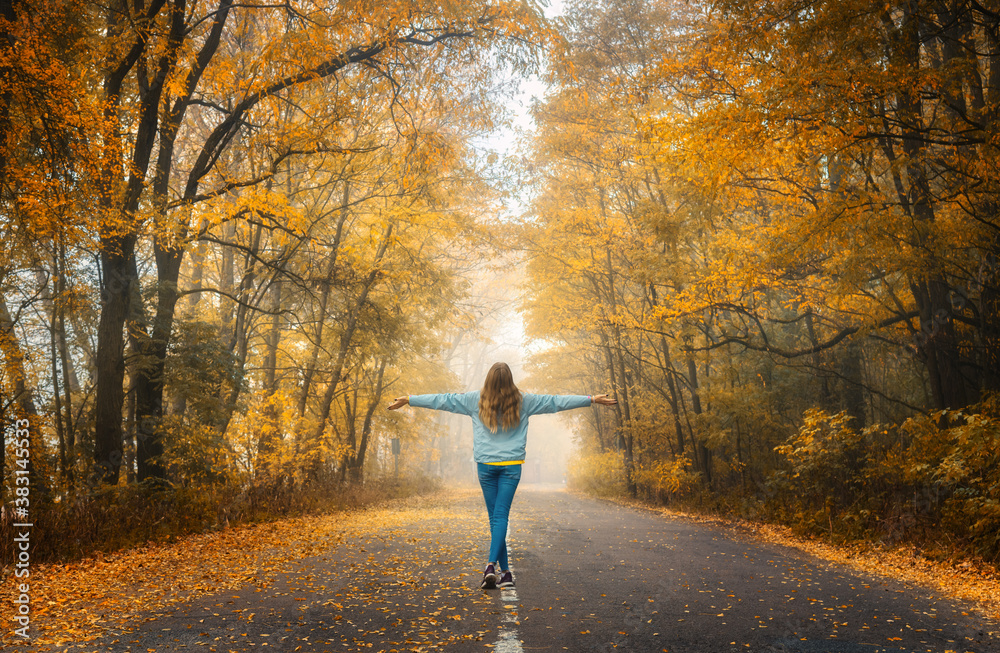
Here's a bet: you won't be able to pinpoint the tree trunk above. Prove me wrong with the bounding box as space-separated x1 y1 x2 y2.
660 336 686 456
298 182 350 417
94 237 137 485
56 246 78 456
804 307 832 409
93 0 176 486
311 222 393 443
257 280 283 478
132 244 184 482
894 2 970 410
0 292 41 500
186 219 209 315
217 224 263 436
220 221 237 332
349 359 387 483
685 352 711 485
48 275 67 479
980 239 1000 393
839 338 867 429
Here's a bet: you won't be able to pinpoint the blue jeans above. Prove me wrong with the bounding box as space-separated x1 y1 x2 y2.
476 463 522 570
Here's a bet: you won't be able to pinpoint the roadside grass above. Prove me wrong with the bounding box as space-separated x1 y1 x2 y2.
1 474 440 568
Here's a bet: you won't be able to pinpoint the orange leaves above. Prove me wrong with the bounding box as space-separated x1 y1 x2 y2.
632 457 699 497
0 1 103 244
0 489 485 649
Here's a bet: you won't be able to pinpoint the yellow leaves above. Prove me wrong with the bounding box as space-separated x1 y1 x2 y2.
567 450 628 496
0 487 483 647
633 457 699 497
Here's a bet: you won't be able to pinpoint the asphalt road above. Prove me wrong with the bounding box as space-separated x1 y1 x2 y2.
79 486 995 653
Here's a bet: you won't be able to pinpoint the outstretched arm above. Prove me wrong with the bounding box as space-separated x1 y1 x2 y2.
387 392 476 415
523 393 617 416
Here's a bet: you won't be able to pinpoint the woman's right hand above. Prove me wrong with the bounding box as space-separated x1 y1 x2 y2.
591 394 617 406
387 396 409 410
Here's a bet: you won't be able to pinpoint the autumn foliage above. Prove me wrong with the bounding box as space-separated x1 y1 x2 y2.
0 0 547 563
1 0 999 570
524 0 1000 564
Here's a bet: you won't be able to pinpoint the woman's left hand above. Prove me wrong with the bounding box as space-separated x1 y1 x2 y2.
591 394 617 406
387 396 409 410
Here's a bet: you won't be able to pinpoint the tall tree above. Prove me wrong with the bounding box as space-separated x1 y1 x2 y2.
85 0 544 483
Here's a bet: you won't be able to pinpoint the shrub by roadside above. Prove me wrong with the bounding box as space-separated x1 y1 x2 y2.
0 474 440 569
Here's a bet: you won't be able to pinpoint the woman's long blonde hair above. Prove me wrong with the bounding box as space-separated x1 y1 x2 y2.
479 362 522 432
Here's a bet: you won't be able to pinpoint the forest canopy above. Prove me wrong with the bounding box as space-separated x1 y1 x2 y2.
0 0 548 558
2 0 999 565
522 0 1000 561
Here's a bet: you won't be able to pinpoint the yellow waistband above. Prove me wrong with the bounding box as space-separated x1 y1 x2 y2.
485 460 524 466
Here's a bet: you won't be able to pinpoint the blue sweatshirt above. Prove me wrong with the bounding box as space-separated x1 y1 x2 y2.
407 392 592 463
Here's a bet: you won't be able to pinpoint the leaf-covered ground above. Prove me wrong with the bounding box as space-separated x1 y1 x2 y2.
2 486 997 652
1 489 496 650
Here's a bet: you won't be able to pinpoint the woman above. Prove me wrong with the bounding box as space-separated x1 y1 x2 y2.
387 361 617 589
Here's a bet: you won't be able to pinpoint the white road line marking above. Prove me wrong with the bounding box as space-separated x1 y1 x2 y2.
492 584 523 652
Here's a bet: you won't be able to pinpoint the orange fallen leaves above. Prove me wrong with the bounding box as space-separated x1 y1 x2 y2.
0 489 482 649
